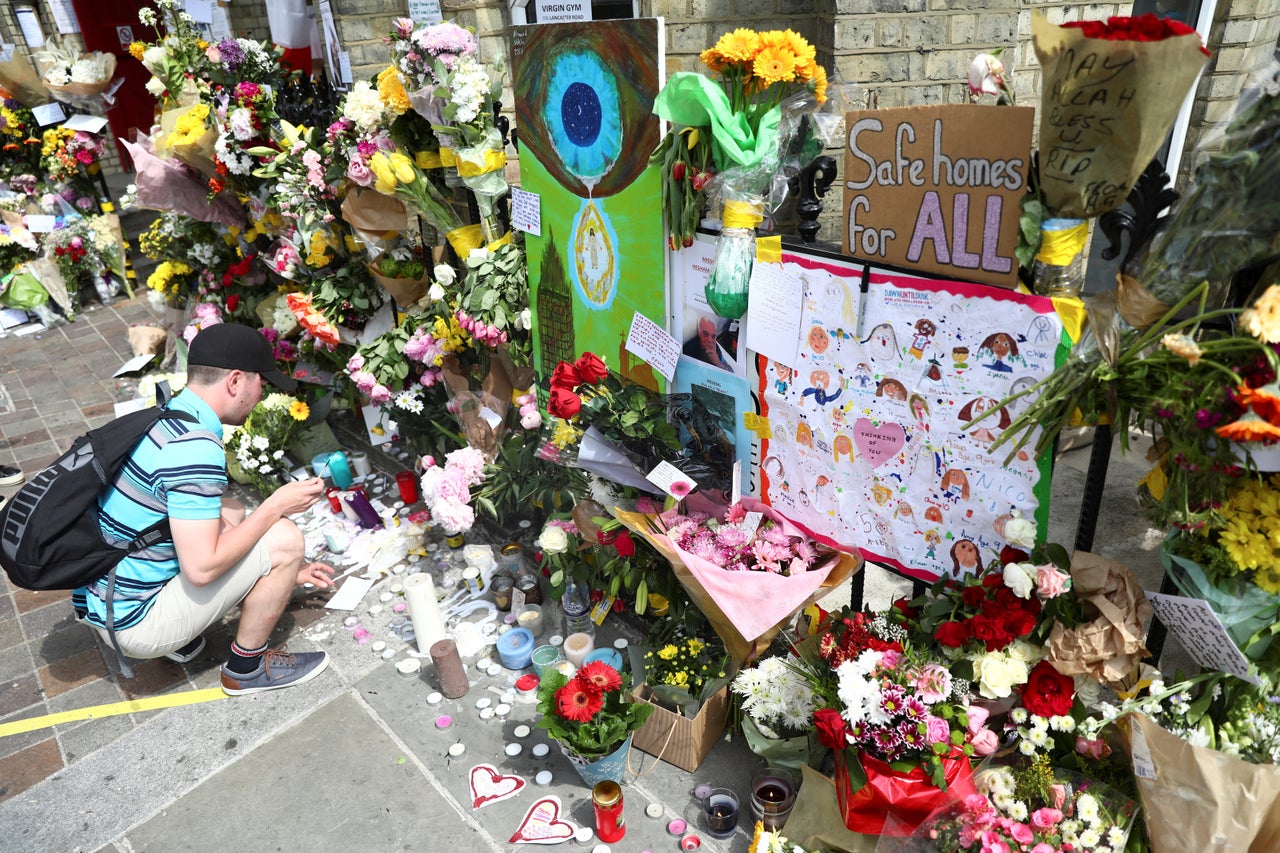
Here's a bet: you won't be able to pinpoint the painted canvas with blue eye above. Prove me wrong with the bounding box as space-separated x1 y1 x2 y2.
513 20 666 392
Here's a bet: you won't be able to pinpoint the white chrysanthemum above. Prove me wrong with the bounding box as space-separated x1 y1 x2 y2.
342 81 387 131
1017 738 1037 756
1049 715 1076 732
1107 827 1129 847
1007 801 1028 822
252 435 270 451
448 56 489 125
1078 828 1102 848
273 449 285 459
835 661 879 726
1028 727 1049 747
1077 793 1099 822
395 390 424 414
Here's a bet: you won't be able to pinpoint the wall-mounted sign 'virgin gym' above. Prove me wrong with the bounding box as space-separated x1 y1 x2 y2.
842 104 1034 288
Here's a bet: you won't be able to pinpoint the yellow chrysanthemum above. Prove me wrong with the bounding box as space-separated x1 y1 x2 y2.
289 400 310 421
0 108 21 137
171 103 211 146
714 28 762 64
687 638 704 654
752 44 797 86
306 231 333 268
1241 285 1280 344
376 66 411 116
657 644 679 660
550 419 582 449
129 41 146 61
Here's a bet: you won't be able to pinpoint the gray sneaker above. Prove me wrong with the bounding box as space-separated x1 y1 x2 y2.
220 647 329 696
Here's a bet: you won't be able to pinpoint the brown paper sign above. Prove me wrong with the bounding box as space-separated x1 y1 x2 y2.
1033 12 1209 218
842 104 1033 288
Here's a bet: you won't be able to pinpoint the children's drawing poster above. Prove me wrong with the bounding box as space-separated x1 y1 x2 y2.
755 252 1071 582
512 19 667 390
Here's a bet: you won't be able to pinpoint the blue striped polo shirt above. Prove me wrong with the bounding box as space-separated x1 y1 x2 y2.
73 391 226 630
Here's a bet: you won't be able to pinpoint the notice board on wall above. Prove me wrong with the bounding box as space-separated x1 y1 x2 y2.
842 104 1035 289
751 248 1072 582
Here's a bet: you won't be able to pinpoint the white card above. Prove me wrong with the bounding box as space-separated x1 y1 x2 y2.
113 397 151 418
740 511 763 536
24 215 57 233
1145 592 1260 684
324 575 375 610
183 0 213 23
113 353 156 377
361 403 397 446
510 187 541 236
32 103 67 126
731 460 742 506
625 312 680 383
64 114 109 133
645 460 696 499
407 0 443 24
479 406 503 430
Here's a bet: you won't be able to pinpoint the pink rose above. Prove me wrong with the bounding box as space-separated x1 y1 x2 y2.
1009 823 1034 845
1030 808 1063 830
346 156 374 187
520 410 542 430
923 714 951 745
1035 565 1071 599
966 705 990 734
969 727 999 755
1031 846 1056 853
1075 736 1111 761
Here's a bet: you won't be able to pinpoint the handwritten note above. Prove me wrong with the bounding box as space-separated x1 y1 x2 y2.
744 261 804 369
32 103 67 127
24 215 57 233
407 0 443 24
625 311 680 383
510 187 541 236
64 114 109 133
1146 592 1259 684
645 460 696 499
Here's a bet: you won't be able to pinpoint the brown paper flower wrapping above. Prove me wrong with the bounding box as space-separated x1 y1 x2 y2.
366 263 430 308
128 325 167 357
46 54 117 99
438 353 514 463
340 188 407 236
0 52 52 105
1045 551 1152 686
1121 713 1280 853
1032 13 1209 218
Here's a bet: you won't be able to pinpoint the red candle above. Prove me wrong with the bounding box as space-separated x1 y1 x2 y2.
396 470 419 503
592 781 625 842
325 487 343 514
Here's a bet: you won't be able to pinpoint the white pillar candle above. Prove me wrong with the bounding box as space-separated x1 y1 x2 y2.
404 573 448 654
564 632 595 668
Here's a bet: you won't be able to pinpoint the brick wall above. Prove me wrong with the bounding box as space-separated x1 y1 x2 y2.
648 0 819 77
229 0 273 42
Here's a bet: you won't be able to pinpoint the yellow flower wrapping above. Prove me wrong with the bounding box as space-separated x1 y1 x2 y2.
456 149 507 178
722 199 765 230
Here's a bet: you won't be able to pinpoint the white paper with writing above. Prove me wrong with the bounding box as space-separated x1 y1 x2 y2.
1146 592 1259 684
407 0 444 24
510 187 542 236
534 0 592 23
64 114 109 133
24 215 57 233
325 575 376 610
745 262 805 369
645 460 696 499
32 103 67 127
625 312 680 383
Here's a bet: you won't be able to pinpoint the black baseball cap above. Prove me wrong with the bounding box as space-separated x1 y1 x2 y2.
187 323 297 392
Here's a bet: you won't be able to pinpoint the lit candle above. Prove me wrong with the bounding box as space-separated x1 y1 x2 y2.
517 604 544 637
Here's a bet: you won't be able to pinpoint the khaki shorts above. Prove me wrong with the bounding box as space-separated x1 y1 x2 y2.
97 539 273 659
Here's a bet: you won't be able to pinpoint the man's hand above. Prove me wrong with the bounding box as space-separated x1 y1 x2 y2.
267 476 326 517
297 561 336 589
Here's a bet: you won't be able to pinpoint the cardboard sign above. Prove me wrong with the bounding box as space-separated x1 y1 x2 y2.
842 104 1034 288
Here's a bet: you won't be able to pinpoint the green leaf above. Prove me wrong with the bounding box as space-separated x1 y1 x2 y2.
550 569 564 588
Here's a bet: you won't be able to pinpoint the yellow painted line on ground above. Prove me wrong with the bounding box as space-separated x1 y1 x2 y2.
0 688 227 738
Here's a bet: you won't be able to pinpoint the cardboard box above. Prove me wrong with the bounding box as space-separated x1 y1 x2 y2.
631 684 729 772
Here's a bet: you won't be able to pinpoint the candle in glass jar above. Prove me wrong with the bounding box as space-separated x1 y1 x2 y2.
704 788 739 839
517 604 544 636
591 780 625 843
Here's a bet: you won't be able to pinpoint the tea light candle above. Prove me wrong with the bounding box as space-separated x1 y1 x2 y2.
564 632 594 668
517 604 544 637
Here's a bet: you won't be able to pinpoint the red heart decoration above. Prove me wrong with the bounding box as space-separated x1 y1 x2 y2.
509 796 577 845
469 763 526 809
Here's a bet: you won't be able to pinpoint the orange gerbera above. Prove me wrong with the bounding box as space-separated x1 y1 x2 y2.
778 29 816 64
556 676 603 723
753 45 797 86
1216 410 1280 442
811 65 829 105
714 28 762 64
576 661 623 694
700 47 727 73
1241 382 1280 424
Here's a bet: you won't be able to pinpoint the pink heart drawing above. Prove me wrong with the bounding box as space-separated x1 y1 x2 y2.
852 418 906 468
469 763 526 810
509 796 577 844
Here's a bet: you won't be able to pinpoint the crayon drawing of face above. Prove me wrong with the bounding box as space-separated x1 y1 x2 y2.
808 325 829 354
834 433 854 461
871 483 893 505
810 369 830 390
983 333 1017 359
864 323 898 362
894 501 913 520
940 468 970 500
924 529 942 546
775 363 794 382
876 378 907 401
909 394 929 421
924 506 943 523
951 538 980 576
797 421 814 448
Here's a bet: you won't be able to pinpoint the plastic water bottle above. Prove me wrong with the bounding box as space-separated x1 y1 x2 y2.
560 579 595 638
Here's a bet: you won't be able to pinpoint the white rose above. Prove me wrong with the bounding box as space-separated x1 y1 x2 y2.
1006 638 1042 664
1004 514 1036 548
433 264 456 286
538 525 569 554
428 282 446 302
971 653 1028 699
519 308 532 330
145 77 167 97
1002 561 1037 599
142 46 168 70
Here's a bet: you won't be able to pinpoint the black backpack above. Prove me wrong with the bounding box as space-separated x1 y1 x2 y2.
0 396 197 676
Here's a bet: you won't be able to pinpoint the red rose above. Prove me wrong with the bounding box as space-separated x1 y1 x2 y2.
982 573 1004 588
547 387 582 419
933 620 971 648
226 294 240 312
574 352 608 384
891 598 918 620
968 614 1012 652
550 361 582 390
813 707 851 750
960 584 987 608
1021 660 1075 717
1003 608 1037 638
1000 545 1029 565
613 529 636 558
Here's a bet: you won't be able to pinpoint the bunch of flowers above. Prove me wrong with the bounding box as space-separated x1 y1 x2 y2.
419 446 487 534
1178 475 1280 595
536 518 584 586
35 41 116 93
182 302 223 343
45 216 123 298
802 610 997 789
543 352 681 474
388 19 478 96
642 622 729 710
367 147 461 236
213 80 279 181
145 259 199 307
0 222 39 272
907 760 1137 853
0 101 42 176
452 242 532 361
136 0 215 107
285 291 342 350
733 655 817 737
224 391 310 496
41 127 106 185
534 661 653 760
204 38 283 89
663 504 821 575
310 261 386 331
697 28 828 115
